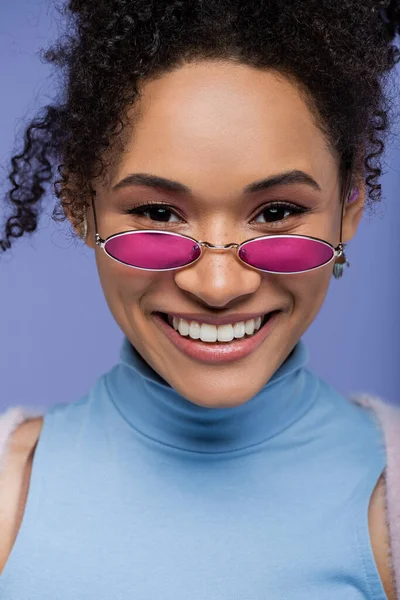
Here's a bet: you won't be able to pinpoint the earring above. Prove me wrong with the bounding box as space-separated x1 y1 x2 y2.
333 243 350 279
333 185 358 279
347 187 359 204
81 208 88 241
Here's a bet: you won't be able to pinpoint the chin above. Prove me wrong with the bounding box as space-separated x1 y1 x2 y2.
172 378 265 408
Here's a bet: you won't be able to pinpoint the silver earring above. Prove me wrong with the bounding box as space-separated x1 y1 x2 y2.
81 209 88 241
333 243 350 279
333 185 355 278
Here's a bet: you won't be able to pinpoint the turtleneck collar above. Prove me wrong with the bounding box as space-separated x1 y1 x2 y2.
105 336 317 454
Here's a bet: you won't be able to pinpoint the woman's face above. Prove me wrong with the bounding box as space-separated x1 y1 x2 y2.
82 60 364 407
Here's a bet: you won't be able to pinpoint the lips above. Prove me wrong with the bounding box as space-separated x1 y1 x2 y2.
156 310 278 327
152 310 281 364
162 312 272 343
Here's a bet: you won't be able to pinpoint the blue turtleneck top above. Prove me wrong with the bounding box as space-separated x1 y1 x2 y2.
0 337 388 599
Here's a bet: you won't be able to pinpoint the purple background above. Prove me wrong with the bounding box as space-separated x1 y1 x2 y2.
1 0 399 412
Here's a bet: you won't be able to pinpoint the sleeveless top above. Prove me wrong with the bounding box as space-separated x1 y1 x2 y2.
0 336 389 599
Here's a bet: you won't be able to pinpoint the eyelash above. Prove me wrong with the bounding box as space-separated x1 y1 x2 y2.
123 200 308 226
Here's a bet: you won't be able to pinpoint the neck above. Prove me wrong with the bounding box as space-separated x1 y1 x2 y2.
105 337 318 454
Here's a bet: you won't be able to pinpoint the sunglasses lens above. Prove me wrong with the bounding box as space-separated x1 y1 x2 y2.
238 236 334 273
105 231 201 270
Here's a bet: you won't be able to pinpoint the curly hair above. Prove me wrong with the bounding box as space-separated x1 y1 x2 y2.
1 0 400 253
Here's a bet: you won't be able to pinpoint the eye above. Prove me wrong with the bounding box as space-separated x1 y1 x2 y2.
253 202 307 225
124 202 182 224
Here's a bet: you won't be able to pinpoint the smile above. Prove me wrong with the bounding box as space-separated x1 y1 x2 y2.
167 314 267 343
152 311 281 364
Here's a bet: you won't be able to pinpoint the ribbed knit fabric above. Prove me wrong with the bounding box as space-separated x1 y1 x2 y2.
0 337 393 600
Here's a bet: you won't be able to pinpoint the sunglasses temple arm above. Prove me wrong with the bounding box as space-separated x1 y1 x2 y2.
91 196 105 247
338 170 353 248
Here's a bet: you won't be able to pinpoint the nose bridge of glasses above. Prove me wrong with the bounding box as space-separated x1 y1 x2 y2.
199 241 240 250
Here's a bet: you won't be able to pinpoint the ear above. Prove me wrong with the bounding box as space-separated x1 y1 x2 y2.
341 178 366 244
60 177 96 249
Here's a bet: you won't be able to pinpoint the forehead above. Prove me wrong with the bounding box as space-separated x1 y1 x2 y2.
111 61 338 195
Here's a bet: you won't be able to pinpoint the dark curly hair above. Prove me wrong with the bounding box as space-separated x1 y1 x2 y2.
1 0 400 253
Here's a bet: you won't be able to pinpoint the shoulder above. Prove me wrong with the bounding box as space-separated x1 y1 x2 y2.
0 410 44 574
349 394 399 600
369 472 397 600
347 393 400 427
0 407 44 471
347 393 400 463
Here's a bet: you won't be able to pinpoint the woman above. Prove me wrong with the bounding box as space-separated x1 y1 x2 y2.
0 0 399 598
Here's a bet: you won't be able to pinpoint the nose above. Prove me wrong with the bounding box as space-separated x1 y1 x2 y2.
173 245 262 308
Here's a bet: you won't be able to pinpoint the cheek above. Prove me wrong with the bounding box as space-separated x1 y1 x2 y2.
95 250 157 303
281 267 333 314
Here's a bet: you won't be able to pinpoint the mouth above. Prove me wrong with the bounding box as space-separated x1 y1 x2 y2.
152 310 282 364
158 312 276 341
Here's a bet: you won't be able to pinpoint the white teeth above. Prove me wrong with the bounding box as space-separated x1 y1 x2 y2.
217 324 234 342
166 314 267 343
233 322 245 338
189 321 201 339
245 319 255 336
200 324 217 343
178 319 190 336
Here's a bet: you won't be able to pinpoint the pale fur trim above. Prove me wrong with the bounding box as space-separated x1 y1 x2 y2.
349 393 400 600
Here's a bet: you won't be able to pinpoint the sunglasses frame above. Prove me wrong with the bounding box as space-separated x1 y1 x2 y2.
93 170 352 275
95 229 344 275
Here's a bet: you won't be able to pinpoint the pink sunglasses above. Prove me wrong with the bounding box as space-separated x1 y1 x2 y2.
92 174 353 275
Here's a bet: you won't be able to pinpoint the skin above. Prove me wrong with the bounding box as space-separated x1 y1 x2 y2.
79 60 364 408
0 61 395 599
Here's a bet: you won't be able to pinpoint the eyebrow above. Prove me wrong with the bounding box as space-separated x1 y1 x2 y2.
112 169 322 195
